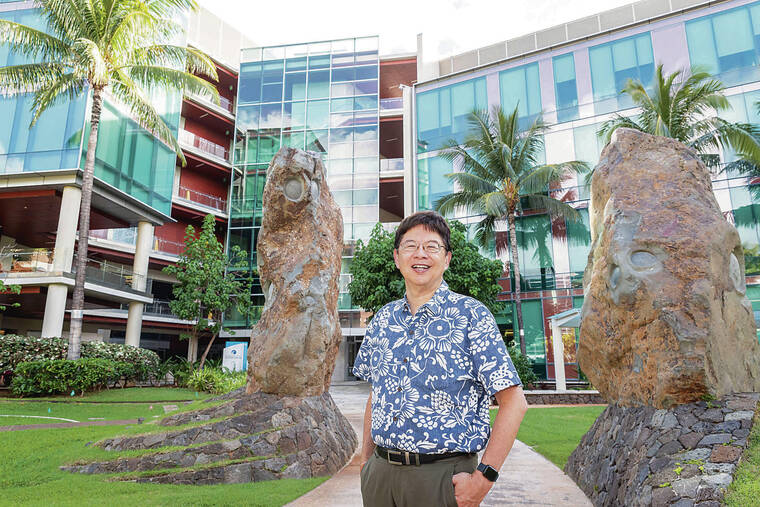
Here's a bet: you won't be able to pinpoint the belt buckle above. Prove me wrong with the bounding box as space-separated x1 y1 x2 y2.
386 450 404 465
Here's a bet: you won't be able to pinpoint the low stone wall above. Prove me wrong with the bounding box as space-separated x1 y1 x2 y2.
524 390 605 405
565 393 759 506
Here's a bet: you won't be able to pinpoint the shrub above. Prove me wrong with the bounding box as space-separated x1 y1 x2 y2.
186 367 246 394
10 358 129 396
0 335 160 380
508 345 538 389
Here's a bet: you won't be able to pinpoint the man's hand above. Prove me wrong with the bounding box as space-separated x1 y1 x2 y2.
452 471 493 507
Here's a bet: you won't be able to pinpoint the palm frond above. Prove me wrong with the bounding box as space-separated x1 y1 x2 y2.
0 19 69 60
523 194 581 222
30 72 87 125
121 65 219 102
0 62 67 95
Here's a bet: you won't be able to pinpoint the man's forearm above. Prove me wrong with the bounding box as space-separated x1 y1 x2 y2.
361 393 375 463
480 385 528 471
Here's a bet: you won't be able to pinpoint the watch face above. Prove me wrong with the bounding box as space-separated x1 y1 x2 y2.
478 462 499 482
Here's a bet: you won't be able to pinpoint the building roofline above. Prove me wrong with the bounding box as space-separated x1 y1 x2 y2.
425 0 732 85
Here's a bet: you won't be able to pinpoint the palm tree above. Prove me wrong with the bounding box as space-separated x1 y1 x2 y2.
434 106 587 356
0 0 219 359
598 64 760 172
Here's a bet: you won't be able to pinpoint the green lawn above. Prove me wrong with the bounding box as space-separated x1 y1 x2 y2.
0 390 328 506
725 411 760 507
0 400 169 424
492 405 606 469
32 387 212 403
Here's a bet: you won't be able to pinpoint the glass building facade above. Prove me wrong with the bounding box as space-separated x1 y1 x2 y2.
227 37 380 328
414 0 760 381
0 5 180 217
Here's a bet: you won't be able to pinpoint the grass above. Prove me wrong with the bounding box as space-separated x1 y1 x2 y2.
491 405 605 469
724 410 760 507
0 400 169 423
30 387 213 403
0 389 328 506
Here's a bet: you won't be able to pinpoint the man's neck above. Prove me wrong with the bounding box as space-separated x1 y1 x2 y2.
405 279 442 315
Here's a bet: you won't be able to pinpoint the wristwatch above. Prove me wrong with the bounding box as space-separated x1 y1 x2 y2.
477 462 499 482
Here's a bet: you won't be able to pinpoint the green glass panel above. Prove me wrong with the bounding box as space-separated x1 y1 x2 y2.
353 188 378 205
521 299 546 364
686 18 719 74
282 131 305 150
589 46 615 99
306 100 329 130
331 97 354 112
516 214 553 274
714 9 753 57
567 209 591 274
257 134 280 164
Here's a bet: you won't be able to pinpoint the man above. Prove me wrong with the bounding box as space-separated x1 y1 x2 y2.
352 211 528 507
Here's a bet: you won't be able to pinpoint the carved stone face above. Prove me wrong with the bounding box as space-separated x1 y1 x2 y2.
579 129 760 408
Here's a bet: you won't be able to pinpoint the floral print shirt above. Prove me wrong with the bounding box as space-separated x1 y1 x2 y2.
352 280 521 454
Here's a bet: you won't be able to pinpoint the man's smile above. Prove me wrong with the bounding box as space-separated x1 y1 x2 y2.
412 264 431 273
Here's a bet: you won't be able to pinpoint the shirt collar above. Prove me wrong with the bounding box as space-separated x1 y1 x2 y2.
402 280 449 317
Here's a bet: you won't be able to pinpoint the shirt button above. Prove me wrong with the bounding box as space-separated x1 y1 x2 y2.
393 417 398 421
403 358 408 363
407 329 414 335
397 387 402 392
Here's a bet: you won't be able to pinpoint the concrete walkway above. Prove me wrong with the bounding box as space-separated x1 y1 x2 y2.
288 383 591 507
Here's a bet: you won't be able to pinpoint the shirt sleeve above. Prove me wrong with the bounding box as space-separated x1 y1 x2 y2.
351 311 379 382
468 302 522 396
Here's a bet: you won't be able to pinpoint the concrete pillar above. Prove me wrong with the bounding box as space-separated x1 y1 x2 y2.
125 221 154 348
551 320 567 392
41 186 81 338
402 84 415 216
187 336 198 362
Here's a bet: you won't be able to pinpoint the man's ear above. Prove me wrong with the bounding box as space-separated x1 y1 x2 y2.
444 250 452 270
393 248 400 270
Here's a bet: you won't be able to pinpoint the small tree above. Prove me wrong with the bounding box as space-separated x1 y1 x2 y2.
349 221 504 316
163 214 254 370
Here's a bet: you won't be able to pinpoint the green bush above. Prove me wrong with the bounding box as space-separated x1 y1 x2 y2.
0 335 160 380
508 345 538 389
10 358 130 397
186 367 247 394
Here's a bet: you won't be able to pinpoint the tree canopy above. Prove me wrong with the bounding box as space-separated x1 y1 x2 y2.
163 215 254 370
348 221 505 316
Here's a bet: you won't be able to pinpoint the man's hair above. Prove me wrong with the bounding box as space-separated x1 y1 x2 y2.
394 211 451 251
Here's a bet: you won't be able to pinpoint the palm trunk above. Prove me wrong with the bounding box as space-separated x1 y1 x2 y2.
67 87 104 360
508 212 526 356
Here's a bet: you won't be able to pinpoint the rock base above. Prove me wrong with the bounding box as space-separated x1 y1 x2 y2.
565 393 758 506
62 391 357 485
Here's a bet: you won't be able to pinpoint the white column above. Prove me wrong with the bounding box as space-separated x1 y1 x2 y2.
551 320 567 391
402 84 415 216
41 185 81 338
125 221 154 347
187 336 198 362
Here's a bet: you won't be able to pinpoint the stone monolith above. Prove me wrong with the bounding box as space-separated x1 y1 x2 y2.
246 147 343 397
579 128 760 408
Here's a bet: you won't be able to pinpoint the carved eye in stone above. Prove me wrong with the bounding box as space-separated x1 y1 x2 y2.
629 250 659 271
283 177 305 202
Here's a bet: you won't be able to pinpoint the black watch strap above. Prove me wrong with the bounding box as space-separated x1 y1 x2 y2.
477 462 499 482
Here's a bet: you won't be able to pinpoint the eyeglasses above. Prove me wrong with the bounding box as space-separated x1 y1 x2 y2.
398 241 446 255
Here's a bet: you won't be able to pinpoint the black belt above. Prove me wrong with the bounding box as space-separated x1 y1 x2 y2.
375 446 475 466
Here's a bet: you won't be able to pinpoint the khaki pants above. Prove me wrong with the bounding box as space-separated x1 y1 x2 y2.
360 450 478 507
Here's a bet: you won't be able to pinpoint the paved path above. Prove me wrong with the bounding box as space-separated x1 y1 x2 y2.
288 383 591 507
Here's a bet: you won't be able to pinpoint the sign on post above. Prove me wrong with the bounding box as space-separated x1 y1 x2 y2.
222 341 248 372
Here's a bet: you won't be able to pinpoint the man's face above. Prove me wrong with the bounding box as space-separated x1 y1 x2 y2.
393 224 452 292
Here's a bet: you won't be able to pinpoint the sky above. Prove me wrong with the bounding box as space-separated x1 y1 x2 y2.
197 0 636 62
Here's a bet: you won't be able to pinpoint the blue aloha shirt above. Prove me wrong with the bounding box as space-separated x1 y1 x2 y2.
352 280 521 454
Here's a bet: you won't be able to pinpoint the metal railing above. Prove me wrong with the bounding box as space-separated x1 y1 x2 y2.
380 158 403 172
153 238 184 256
176 185 228 212
186 91 234 114
179 129 230 161
74 258 150 293
2 249 56 273
380 97 403 111
121 299 179 317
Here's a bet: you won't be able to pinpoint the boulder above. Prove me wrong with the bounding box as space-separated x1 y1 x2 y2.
579 128 760 408
246 147 343 397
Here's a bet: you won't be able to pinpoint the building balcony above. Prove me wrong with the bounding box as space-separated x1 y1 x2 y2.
178 129 231 167
173 185 228 217
0 249 153 304
380 97 403 117
184 91 235 117
380 158 404 179
88 230 183 263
